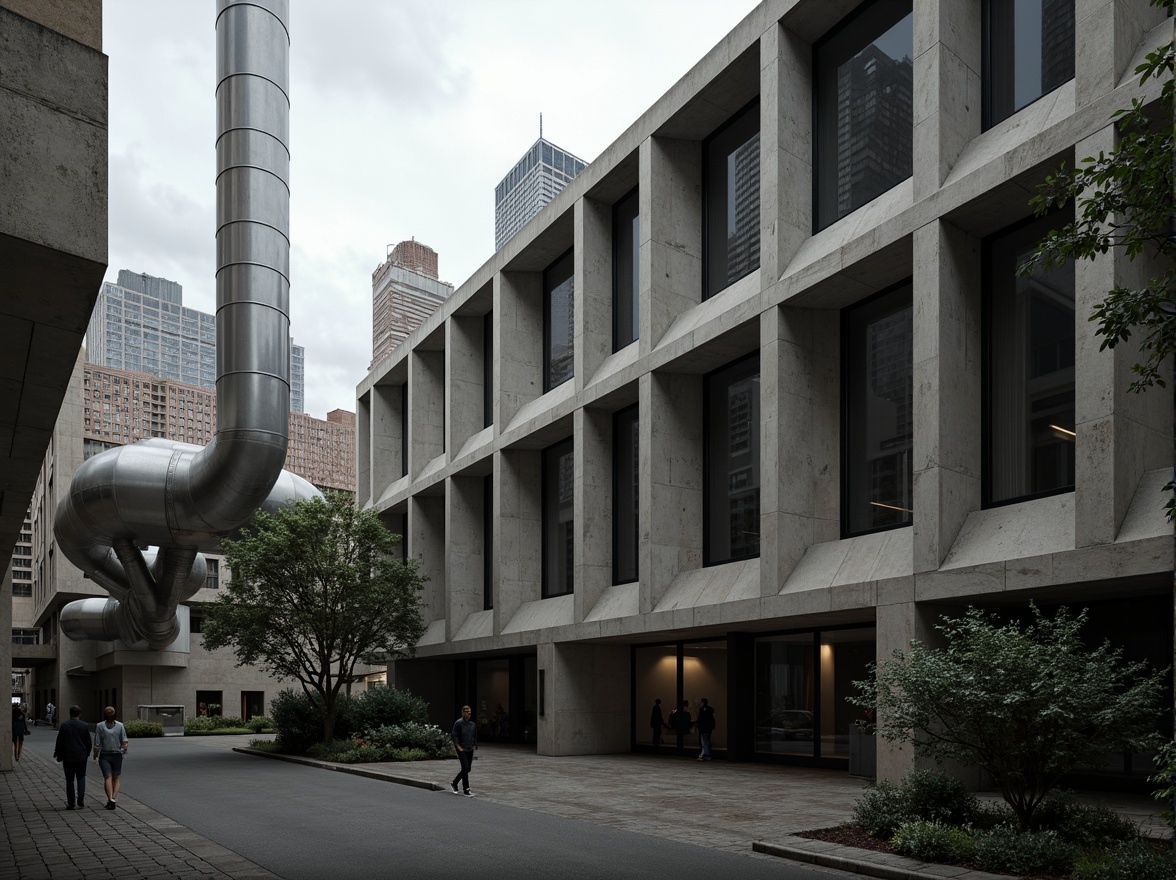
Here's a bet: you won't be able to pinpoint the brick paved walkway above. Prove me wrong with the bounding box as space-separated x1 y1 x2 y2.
0 750 278 880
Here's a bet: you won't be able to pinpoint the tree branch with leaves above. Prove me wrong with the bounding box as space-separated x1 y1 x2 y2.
202 492 426 744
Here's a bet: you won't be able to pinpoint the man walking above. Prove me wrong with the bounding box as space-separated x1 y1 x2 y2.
53 706 92 809
450 704 477 797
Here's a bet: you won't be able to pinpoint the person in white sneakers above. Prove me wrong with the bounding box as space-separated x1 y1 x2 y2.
93 706 129 810
450 705 478 797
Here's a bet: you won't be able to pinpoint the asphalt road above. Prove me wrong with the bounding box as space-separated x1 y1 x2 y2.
23 731 853 880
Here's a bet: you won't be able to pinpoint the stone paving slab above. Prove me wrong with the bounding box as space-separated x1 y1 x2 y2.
0 750 280 880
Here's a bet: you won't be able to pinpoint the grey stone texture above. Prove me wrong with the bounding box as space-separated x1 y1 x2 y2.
356 0 1175 764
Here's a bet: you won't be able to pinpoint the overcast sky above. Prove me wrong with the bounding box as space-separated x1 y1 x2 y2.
102 1 760 418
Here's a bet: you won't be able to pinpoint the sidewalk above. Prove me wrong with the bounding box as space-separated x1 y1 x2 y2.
0 749 279 880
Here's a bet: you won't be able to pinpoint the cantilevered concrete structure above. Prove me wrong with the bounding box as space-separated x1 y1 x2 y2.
361 0 1172 788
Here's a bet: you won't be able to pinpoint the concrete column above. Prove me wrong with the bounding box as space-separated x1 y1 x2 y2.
370 383 403 499
643 136 702 352
1074 126 1172 547
409 494 446 628
644 371 703 611
537 641 630 756
912 0 981 199
494 449 541 629
496 271 543 427
410 350 444 477
760 306 840 593
448 316 485 455
446 475 485 638
760 21 813 282
874 598 934 783
912 220 981 572
576 197 612 386
575 407 612 620
1076 0 1170 108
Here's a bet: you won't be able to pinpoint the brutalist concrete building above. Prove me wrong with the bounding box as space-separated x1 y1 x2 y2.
357 0 1173 788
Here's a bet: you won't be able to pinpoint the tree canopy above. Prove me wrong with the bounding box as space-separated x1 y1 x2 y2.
852 605 1166 830
202 492 425 743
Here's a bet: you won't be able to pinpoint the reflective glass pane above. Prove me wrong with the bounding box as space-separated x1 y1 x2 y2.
705 355 761 563
544 251 574 390
705 101 760 297
984 0 1075 127
613 406 639 584
815 1 913 230
543 438 574 597
819 628 876 760
684 641 727 753
635 645 678 748
613 189 640 350
755 634 815 756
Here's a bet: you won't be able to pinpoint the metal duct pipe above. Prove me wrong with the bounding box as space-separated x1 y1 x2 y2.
54 0 319 650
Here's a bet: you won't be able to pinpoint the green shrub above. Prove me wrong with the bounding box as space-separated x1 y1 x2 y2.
351 686 428 732
184 715 217 733
971 827 1076 874
891 821 976 863
211 715 244 730
245 715 274 733
386 747 428 762
970 799 1017 831
902 770 978 826
123 720 164 738
366 722 452 759
1072 840 1176 880
248 738 278 751
335 743 383 764
853 781 910 838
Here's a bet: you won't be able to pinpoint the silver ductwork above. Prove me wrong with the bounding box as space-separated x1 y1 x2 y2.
55 0 319 650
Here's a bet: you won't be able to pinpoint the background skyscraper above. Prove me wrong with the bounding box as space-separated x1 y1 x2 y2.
87 271 306 412
494 137 586 251
371 240 454 365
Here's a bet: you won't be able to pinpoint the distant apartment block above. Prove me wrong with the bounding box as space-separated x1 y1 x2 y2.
82 364 355 492
87 272 306 413
494 138 586 251
371 240 454 365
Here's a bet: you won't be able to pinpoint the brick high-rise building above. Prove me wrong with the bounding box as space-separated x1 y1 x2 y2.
371 240 454 365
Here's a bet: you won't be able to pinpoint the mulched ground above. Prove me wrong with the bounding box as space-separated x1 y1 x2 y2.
796 825 1066 880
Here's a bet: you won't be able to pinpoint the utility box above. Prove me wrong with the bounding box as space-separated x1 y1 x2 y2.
138 705 185 735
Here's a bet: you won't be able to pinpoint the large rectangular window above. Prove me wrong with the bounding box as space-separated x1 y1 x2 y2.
983 0 1075 129
613 405 639 584
814 0 913 231
984 212 1075 505
704 354 760 565
483 474 494 610
704 100 761 298
400 384 408 478
843 282 913 536
613 188 640 350
483 311 494 428
544 250 575 391
542 438 574 597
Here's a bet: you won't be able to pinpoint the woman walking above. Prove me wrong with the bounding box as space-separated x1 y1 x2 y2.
93 706 129 809
11 702 29 762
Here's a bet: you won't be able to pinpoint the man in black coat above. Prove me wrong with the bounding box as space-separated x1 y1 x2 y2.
649 699 666 746
53 706 92 809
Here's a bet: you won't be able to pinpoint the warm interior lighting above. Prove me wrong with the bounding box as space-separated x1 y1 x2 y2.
1049 424 1076 438
869 501 912 514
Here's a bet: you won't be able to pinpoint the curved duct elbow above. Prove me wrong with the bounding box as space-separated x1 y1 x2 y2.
52 0 315 651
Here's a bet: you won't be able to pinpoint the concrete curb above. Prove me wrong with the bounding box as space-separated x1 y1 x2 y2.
232 746 446 791
752 836 1016 880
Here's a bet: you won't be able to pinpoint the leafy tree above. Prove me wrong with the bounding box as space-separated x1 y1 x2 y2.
852 605 1166 830
1020 0 1174 510
203 492 426 744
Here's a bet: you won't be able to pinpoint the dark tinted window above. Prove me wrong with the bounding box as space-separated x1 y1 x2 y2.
613 406 639 583
484 474 494 610
544 251 574 391
843 282 913 535
814 1 913 231
543 438 574 597
984 0 1076 128
985 212 1075 504
483 311 493 428
705 354 761 564
705 101 761 297
613 189 640 349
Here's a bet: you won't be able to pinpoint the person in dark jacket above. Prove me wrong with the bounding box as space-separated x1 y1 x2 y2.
450 705 478 797
649 698 667 746
53 706 92 810
695 697 716 761
12 703 29 762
